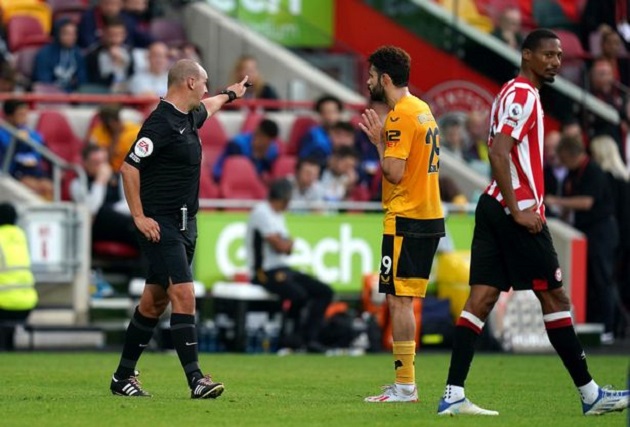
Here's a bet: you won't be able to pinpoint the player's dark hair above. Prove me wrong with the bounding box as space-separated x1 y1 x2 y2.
0 202 17 226
314 95 343 114
257 118 279 139
3 99 27 116
368 46 411 87
295 156 321 173
268 178 293 202
521 29 559 52
557 135 585 157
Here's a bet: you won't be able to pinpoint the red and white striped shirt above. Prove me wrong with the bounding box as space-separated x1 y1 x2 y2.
485 76 546 219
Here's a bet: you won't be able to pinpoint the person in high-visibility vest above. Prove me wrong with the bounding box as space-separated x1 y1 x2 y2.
0 203 37 350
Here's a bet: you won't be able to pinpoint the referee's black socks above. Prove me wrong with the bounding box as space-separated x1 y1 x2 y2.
115 307 158 379
170 313 203 387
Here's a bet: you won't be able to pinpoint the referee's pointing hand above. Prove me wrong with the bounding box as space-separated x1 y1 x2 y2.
226 75 250 99
134 215 161 243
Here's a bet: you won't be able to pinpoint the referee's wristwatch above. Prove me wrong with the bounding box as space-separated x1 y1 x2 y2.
220 89 237 103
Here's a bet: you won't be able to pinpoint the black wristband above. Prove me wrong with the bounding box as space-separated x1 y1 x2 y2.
220 89 237 103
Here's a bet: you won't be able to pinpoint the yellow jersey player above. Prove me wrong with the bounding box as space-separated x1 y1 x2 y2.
359 45 445 403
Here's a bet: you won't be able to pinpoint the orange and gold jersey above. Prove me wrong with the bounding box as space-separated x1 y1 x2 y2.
382 95 444 236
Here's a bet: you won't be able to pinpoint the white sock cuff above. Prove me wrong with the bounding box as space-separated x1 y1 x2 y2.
460 311 485 329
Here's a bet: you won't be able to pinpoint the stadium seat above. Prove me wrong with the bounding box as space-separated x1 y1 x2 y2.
437 0 494 32
285 115 317 156
2 2 53 35
241 111 263 133
14 46 40 80
93 241 139 259
6 15 50 52
219 155 267 200
198 114 228 149
35 110 83 164
199 161 220 199
149 18 186 47
47 0 87 24
271 155 297 179
554 29 589 85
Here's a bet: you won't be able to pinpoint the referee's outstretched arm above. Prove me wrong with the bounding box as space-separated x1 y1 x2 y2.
202 76 250 117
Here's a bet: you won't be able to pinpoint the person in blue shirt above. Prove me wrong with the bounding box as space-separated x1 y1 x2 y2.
212 118 280 182
32 19 87 93
298 94 343 166
0 100 53 200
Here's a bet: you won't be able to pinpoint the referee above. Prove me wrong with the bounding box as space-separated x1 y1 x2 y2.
109 59 249 399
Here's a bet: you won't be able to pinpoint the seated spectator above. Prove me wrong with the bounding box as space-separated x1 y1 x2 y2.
230 55 278 106
288 156 325 211
587 59 627 151
246 179 333 352
464 110 489 163
212 118 280 183
298 95 343 161
440 117 467 160
320 146 359 202
598 25 630 87
123 0 153 32
70 145 139 252
168 42 202 65
491 7 523 50
543 131 568 217
128 41 168 96
86 16 135 93
0 203 38 351
33 19 87 93
0 100 53 200
87 104 142 171
355 101 388 187
78 0 152 49
0 61 18 93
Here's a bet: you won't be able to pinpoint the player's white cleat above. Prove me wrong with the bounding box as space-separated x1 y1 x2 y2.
582 386 629 415
364 384 418 403
437 397 499 415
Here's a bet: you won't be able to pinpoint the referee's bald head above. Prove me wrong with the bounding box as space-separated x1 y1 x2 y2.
168 59 203 87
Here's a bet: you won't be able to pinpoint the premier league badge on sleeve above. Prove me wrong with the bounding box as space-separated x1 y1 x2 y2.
134 137 154 158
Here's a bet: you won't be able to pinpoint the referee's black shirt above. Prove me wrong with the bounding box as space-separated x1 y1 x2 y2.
124 100 207 217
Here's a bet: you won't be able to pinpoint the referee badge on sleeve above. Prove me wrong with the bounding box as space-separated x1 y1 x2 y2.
134 137 154 158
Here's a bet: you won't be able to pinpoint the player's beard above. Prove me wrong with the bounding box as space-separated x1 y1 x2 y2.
369 82 386 102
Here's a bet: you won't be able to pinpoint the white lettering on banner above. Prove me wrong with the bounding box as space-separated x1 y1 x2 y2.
214 222 373 285
207 0 302 15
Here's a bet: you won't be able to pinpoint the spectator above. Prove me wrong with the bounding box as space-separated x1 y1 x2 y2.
230 55 278 105
440 117 467 160
581 0 630 51
0 203 38 351
128 41 169 96
78 0 152 49
70 145 139 252
320 146 359 202
0 100 53 200
85 16 135 93
354 101 388 188
246 179 333 352
298 95 343 161
543 130 568 217
87 104 142 171
32 19 87 93
0 61 17 93
123 0 153 32
464 110 489 163
598 25 630 87
212 118 280 182
547 135 619 344
589 135 630 322
491 7 524 50
288 156 325 211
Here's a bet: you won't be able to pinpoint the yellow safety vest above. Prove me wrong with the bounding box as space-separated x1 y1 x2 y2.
0 225 37 311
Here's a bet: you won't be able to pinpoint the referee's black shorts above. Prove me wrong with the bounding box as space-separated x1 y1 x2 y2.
469 194 563 292
136 215 197 287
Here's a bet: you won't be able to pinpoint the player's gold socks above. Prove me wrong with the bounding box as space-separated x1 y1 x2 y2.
393 340 416 384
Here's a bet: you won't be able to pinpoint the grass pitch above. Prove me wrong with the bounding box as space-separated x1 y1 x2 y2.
0 352 627 427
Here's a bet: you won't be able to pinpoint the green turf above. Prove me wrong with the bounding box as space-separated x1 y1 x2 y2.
0 352 627 427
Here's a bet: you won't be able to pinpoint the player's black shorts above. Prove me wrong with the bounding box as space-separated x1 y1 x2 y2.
136 215 197 287
379 234 440 297
469 194 563 292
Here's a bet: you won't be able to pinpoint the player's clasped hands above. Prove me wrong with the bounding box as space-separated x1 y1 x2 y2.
358 109 383 146
514 206 543 234
134 216 161 243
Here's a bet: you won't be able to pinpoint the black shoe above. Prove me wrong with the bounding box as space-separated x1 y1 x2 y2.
110 372 151 397
190 374 224 399
305 341 327 354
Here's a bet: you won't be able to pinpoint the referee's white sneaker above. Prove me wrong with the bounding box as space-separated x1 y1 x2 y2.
437 397 499 415
364 384 418 403
582 386 629 415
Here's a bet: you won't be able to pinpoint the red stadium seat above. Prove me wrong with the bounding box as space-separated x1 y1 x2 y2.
198 114 228 149
48 0 88 24
219 156 267 200
554 29 589 85
93 241 139 259
14 46 40 80
285 115 317 156
271 155 297 179
199 160 220 199
36 110 83 164
149 18 186 47
6 15 50 51
241 111 263 133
